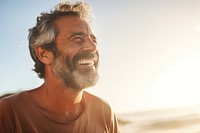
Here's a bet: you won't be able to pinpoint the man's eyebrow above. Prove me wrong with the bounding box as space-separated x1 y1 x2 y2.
69 32 97 40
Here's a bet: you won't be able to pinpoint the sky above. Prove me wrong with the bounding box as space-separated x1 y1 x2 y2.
1 0 200 114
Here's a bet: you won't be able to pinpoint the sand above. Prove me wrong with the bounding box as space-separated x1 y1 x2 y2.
118 106 200 133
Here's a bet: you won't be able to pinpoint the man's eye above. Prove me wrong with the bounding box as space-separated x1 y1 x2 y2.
73 37 84 43
92 39 97 44
90 35 97 44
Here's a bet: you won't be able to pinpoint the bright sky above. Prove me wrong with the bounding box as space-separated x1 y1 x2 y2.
1 0 200 114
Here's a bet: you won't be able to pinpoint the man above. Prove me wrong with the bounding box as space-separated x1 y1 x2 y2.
0 2 119 133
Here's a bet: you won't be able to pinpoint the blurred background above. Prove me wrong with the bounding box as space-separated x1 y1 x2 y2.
1 0 200 132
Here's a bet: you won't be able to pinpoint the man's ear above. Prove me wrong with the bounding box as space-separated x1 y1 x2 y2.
35 46 53 65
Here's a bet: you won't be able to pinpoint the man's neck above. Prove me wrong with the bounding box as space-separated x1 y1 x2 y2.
42 80 83 103
29 80 85 121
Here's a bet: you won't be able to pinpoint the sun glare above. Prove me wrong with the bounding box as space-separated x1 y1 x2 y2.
149 49 200 109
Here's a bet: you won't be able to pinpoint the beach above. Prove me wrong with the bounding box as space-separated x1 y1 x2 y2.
118 106 200 133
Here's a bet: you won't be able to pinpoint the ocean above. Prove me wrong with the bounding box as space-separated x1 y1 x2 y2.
118 106 200 133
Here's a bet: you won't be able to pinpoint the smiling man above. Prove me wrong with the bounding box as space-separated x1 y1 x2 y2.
0 2 119 133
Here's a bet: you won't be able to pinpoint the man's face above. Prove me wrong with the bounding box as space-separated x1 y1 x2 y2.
52 16 99 90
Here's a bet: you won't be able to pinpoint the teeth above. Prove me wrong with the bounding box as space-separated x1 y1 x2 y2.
78 59 94 65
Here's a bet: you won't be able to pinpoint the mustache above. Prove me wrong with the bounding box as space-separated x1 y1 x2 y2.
64 52 99 71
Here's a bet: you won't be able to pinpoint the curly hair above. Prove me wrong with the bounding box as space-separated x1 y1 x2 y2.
28 1 91 78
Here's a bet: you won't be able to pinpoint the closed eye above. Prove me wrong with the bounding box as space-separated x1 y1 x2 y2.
73 36 84 43
90 34 97 45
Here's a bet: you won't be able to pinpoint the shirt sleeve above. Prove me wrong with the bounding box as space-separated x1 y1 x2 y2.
0 100 15 133
109 111 120 133
102 102 120 133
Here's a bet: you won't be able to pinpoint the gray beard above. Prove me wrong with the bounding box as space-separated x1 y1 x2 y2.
52 57 99 90
71 69 99 89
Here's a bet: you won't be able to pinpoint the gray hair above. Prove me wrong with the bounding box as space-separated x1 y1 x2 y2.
28 1 91 78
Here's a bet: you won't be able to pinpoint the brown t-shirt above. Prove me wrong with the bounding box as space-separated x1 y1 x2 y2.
0 91 119 133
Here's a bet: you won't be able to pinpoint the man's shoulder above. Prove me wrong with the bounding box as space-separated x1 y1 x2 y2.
83 91 118 130
0 91 28 107
84 91 109 105
83 91 113 114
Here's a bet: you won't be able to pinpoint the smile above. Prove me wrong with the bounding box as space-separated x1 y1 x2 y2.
78 59 95 66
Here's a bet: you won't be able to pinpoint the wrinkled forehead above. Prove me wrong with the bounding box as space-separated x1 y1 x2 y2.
53 15 94 34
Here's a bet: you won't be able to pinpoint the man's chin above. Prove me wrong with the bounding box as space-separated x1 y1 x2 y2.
72 70 99 89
